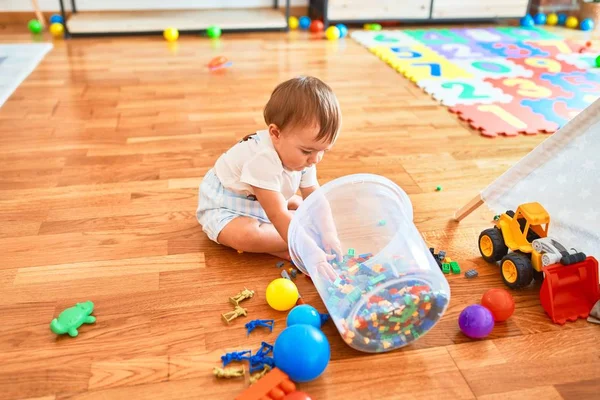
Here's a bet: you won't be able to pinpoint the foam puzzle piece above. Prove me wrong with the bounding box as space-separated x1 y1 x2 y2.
509 57 581 75
485 75 572 100
556 53 600 70
451 27 516 43
426 42 496 59
417 78 512 106
370 45 473 82
450 99 559 137
522 94 600 126
452 58 533 79
479 41 549 59
350 30 418 48
495 26 562 41
404 29 468 45
523 39 581 57
540 71 600 94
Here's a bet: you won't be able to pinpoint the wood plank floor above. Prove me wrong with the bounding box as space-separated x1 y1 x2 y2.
1 23 599 400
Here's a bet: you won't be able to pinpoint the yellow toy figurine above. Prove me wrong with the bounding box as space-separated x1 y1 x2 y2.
213 366 245 379
229 287 255 306
221 305 248 324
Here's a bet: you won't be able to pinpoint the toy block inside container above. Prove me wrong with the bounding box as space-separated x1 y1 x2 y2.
235 367 297 400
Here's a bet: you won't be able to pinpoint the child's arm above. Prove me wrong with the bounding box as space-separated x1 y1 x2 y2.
252 186 293 244
300 184 342 262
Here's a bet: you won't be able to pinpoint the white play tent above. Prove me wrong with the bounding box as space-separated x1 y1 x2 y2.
455 97 600 259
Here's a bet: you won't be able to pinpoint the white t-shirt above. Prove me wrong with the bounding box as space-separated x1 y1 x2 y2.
214 130 318 200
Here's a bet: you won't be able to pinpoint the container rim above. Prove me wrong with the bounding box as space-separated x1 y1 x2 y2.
288 173 411 274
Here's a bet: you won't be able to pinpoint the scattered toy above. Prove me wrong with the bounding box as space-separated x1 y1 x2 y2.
234 367 297 400
221 349 251 366
266 276 298 311
286 304 322 329
458 304 494 339
435 185 442 191
464 269 479 279
450 261 461 274
245 319 275 335
213 366 245 379
249 365 271 384
481 288 515 322
222 305 248 324
377 219 386 226
288 267 298 279
50 301 96 337
281 270 305 305
230 288 255 306
276 261 285 268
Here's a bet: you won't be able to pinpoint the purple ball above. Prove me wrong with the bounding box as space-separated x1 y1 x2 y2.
458 304 494 339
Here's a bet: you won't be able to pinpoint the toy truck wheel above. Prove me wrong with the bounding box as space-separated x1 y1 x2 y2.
501 253 533 289
478 228 508 263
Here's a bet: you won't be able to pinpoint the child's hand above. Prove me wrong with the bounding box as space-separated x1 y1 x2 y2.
321 231 343 262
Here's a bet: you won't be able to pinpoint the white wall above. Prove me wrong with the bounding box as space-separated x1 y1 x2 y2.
0 0 309 12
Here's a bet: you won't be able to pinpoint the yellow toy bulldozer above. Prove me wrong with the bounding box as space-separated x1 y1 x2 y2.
478 202 586 289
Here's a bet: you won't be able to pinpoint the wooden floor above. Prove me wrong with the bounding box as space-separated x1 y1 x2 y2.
1 22 599 400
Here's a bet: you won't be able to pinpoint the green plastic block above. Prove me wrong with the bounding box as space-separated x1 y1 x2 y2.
442 263 451 274
348 248 355 257
450 261 460 274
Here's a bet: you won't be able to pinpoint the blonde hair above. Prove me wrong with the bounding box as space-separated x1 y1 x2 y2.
263 76 341 143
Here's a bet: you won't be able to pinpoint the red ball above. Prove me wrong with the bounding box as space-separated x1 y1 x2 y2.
309 20 324 33
481 288 515 322
283 392 313 400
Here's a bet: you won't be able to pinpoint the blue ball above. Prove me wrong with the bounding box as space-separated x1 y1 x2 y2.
520 14 534 28
299 16 311 30
49 14 64 24
287 305 321 329
580 18 594 31
274 324 330 382
336 23 348 38
534 13 546 25
558 13 567 25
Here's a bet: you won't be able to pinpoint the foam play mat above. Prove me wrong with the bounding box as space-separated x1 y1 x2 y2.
0 43 53 108
352 27 600 137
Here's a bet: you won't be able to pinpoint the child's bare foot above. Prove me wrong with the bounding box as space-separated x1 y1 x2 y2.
269 251 291 261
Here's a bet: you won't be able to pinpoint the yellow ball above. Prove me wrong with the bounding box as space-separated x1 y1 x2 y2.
163 27 179 42
325 26 340 40
49 22 64 37
546 13 558 26
288 16 299 30
265 278 298 311
565 16 578 29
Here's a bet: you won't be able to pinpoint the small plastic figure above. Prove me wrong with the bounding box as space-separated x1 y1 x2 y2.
221 305 248 324
229 288 255 306
213 366 245 378
221 349 251 366
249 365 271 384
50 301 96 337
245 319 275 335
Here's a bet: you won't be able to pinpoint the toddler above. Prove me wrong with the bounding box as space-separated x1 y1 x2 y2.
196 76 342 262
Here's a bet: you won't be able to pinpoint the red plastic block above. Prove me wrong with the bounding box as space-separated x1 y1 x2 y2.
449 99 558 137
540 256 600 325
235 367 297 400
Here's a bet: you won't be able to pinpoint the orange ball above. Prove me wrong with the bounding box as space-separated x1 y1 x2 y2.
481 288 515 322
309 20 324 33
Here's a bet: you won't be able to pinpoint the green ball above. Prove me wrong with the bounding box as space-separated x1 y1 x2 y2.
596 55 600 68
206 25 222 39
28 19 43 34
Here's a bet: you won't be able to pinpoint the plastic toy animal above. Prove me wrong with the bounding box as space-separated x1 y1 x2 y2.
50 301 96 337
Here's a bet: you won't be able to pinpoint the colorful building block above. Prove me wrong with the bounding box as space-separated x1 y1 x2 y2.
234 367 298 400
450 261 461 274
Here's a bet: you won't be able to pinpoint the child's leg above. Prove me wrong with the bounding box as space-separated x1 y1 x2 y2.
287 194 302 210
217 216 290 260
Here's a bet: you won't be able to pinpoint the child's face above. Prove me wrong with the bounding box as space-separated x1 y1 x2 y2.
269 123 334 172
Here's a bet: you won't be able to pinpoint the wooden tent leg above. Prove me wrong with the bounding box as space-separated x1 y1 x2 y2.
454 193 484 222
31 0 46 28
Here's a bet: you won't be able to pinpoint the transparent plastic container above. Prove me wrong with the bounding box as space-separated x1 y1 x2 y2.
288 174 450 353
